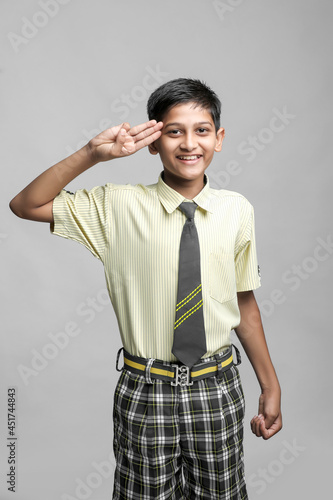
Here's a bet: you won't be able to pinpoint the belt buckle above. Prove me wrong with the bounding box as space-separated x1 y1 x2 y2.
171 365 193 386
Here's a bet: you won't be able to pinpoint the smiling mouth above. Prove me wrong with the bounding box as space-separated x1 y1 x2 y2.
176 155 202 160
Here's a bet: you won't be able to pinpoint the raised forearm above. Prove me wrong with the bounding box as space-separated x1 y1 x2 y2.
9 143 96 218
9 120 163 222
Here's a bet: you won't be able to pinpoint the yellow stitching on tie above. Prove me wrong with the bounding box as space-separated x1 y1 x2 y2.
174 299 203 329
175 299 203 327
176 286 202 312
176 284 202 309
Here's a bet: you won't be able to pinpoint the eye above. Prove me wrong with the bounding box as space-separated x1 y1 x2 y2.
168 129 182 135
197 127 208 133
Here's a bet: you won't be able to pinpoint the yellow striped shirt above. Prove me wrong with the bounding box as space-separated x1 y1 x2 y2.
51 171 261 361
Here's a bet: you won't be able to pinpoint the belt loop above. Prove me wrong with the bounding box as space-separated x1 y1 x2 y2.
214 351 225 378
214 351 222 375
145 358 155 384
232 344 242 366
116 347 124 372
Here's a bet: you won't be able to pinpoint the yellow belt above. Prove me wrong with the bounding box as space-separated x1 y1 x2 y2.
118 347 236 386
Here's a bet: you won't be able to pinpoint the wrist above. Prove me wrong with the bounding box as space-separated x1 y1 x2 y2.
260 379 281 395
86 140 101 164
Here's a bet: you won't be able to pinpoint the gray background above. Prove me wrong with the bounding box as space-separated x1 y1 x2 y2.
1 0 332 498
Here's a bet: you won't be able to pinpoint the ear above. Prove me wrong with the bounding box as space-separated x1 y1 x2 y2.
148 141 159 156
214 127 225 152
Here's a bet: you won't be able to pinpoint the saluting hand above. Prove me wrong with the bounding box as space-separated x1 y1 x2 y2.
88 119 163 163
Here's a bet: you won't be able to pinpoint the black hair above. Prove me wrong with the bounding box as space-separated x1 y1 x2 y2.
147 78 221 132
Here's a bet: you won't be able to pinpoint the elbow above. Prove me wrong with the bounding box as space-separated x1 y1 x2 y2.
9 197 53 223
9 196 25 218
9 197 19 216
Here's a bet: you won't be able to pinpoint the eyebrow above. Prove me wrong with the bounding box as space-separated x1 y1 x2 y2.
164 121 213 128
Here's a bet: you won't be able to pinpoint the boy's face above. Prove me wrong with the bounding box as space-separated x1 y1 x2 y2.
149 102 224 185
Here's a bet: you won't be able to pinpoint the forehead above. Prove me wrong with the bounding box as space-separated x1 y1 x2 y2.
163 102 214 126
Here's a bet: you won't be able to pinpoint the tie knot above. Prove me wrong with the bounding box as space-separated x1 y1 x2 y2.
178 202 198 220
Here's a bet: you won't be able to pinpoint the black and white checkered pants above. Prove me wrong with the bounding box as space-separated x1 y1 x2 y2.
112 357 247 499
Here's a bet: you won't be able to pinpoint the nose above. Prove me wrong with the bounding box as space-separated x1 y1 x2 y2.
180 132 198 151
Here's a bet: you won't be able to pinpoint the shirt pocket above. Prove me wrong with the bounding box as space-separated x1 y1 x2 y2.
208 252 237 303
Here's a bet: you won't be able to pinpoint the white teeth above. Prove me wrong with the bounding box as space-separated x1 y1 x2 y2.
178 155 201 160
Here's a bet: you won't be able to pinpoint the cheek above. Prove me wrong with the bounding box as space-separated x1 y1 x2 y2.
205 141 218 155
202 144 214 155
158 141 175 157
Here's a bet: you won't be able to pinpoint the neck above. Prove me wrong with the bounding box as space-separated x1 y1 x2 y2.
162 170 206 199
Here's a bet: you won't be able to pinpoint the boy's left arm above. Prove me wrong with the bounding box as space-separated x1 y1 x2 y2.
235 290 282 440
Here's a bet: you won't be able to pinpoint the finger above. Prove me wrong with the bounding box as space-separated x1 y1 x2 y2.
114 129 129 155
264 414 278 430
113 126 133 156
118 128 127 142
250 415 258 434
253 414 265 437
261 415 283 440
108 122 128 138
117 122 131 143
129 120 162 137
131 122 163 143
122 122 131 131
259 418 270 439
129 119 158 136
250 415 261 437
134 129 163 152
255 415 264 437
261 421 278 440
121 142 135 155
250 420 257 436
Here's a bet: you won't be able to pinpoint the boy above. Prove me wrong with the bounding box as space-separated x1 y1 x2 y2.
10 78 282 499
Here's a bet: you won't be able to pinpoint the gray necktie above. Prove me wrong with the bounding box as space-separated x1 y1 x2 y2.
172 202 207 367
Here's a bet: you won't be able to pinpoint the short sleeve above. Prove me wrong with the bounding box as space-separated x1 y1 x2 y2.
235 202 261 292
50 185 109 261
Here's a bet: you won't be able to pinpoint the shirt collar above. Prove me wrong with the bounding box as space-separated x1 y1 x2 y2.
156 171 214 214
